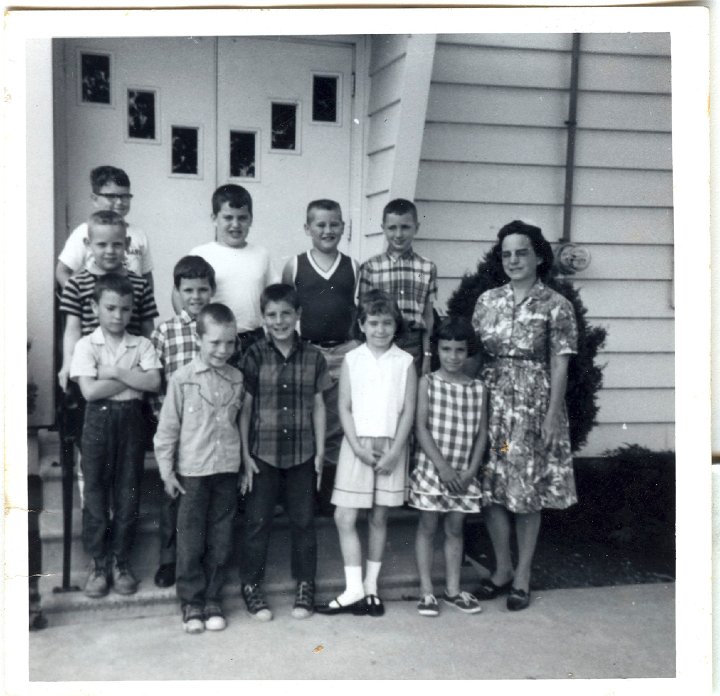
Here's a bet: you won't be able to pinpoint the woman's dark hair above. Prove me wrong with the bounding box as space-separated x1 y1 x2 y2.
490 220 555 281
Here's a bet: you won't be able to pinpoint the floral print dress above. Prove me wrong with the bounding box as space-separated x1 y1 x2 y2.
471 281 578 513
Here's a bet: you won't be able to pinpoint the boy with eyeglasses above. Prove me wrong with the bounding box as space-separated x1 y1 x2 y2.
55 165 154 289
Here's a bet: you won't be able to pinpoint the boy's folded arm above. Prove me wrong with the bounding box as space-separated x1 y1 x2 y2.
113 366 161 392
76 375 127 401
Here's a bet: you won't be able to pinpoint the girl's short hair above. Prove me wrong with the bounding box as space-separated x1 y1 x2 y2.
491 220 555 280
356 289 406 339
435 316 475 344
173 255 217 291
196 303 236 336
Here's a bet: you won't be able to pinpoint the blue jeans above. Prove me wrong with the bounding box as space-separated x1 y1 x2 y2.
80 400 145 562
176 473 238 607
242 458 316 586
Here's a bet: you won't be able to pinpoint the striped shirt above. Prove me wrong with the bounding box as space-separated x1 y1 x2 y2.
241 333 331 469
149 310 199 416
358 249 438 330
59 269 158 336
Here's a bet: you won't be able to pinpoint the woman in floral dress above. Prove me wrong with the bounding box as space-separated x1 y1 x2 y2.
471 220 578 611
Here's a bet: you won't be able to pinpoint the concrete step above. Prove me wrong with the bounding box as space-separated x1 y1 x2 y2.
34 431 488 624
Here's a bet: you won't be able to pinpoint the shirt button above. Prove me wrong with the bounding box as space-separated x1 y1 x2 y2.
283 384 287 389
283 429 288 434
283 406 288 411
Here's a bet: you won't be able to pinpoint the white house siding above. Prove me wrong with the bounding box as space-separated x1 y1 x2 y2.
414 33 673 456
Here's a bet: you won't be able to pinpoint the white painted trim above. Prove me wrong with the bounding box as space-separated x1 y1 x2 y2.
389 34 436 200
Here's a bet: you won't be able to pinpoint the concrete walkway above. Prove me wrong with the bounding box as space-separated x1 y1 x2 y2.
29 583 674 681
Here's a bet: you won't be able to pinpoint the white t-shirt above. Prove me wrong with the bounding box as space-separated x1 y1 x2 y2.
189 241 274 333
58 222 153 277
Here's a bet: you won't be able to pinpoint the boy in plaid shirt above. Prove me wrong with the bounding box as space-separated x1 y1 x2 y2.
150 256 216 588
239 284 332 622
358 198 437 376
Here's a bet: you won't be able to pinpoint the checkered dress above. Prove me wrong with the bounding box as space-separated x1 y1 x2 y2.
408 373 484 513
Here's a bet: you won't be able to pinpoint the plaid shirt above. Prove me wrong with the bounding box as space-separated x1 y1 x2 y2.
241 333 331 469
358 249 438 330
149 310 199 416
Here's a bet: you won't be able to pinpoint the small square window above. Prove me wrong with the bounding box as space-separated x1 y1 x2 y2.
313 75 338 123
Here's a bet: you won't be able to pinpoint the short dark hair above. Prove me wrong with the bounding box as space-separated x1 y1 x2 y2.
87 210 127 236
356 289 406 339
307 199 342 222
93 272 134 302
90 166 131 193
382 198 418 224
491 220 555 281
212 184 253 216
173 255 216 291
260 283 300 313
435 316 475 344
196 303 237 336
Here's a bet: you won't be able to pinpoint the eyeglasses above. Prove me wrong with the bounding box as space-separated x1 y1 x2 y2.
96 193 134 201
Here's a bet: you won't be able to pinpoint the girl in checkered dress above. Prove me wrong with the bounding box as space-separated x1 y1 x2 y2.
409 317 488 617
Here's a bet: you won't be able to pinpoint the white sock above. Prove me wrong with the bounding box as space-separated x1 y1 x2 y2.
364 560 382 596
336 566 364 606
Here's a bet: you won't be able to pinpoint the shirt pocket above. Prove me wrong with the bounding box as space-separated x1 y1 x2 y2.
181 383 205 430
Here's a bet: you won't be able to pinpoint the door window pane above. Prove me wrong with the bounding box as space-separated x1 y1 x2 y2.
271 102 297 151
312 75 338 123
230 130 257 178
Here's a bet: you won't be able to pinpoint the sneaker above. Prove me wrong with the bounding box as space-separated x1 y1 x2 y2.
292 580 315 620
182 604 205 634
417 594 440 617
242 583 273 621
84 559 109 598
111 559 139 595
204 602 227 631
442 590 483 614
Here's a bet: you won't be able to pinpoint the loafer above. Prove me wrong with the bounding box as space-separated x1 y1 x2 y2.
506 587 531 611
154 563 176 588
474 577 513 600
316 596 366 615
364 594 384 617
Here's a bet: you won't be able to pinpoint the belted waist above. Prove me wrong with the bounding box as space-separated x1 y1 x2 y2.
493 354 545 363
87 399 143 409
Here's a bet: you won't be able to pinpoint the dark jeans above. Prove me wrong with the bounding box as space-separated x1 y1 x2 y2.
176 473 238 607
158 493 178 565
81 400 146 563
396 328 424 376
242 458 316 586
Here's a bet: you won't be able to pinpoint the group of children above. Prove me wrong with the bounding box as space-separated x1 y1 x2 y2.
56 166 489 634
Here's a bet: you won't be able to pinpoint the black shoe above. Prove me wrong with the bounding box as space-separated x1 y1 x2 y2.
316 596 366 615
154 563 176 588
242 583 273 621
292 580 315 619
506 587 531 611
474 577 513 600
364 594 385 617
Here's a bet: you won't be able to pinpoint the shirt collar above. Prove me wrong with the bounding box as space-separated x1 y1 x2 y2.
191 355 235 381
501 279 546 302
89 326 139 347
179 309 195 325
265 331 302 359
385 248 415 263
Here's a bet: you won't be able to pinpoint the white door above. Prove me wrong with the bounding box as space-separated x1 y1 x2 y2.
58 36 356 319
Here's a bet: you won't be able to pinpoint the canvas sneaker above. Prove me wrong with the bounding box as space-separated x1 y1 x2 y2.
417 594 440 617
182 604 205 634
242 583 273 622
292 580 315 619
204 602 227 631
442 590 483 614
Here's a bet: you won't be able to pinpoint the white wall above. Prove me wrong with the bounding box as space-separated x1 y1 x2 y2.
415 32 674 456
